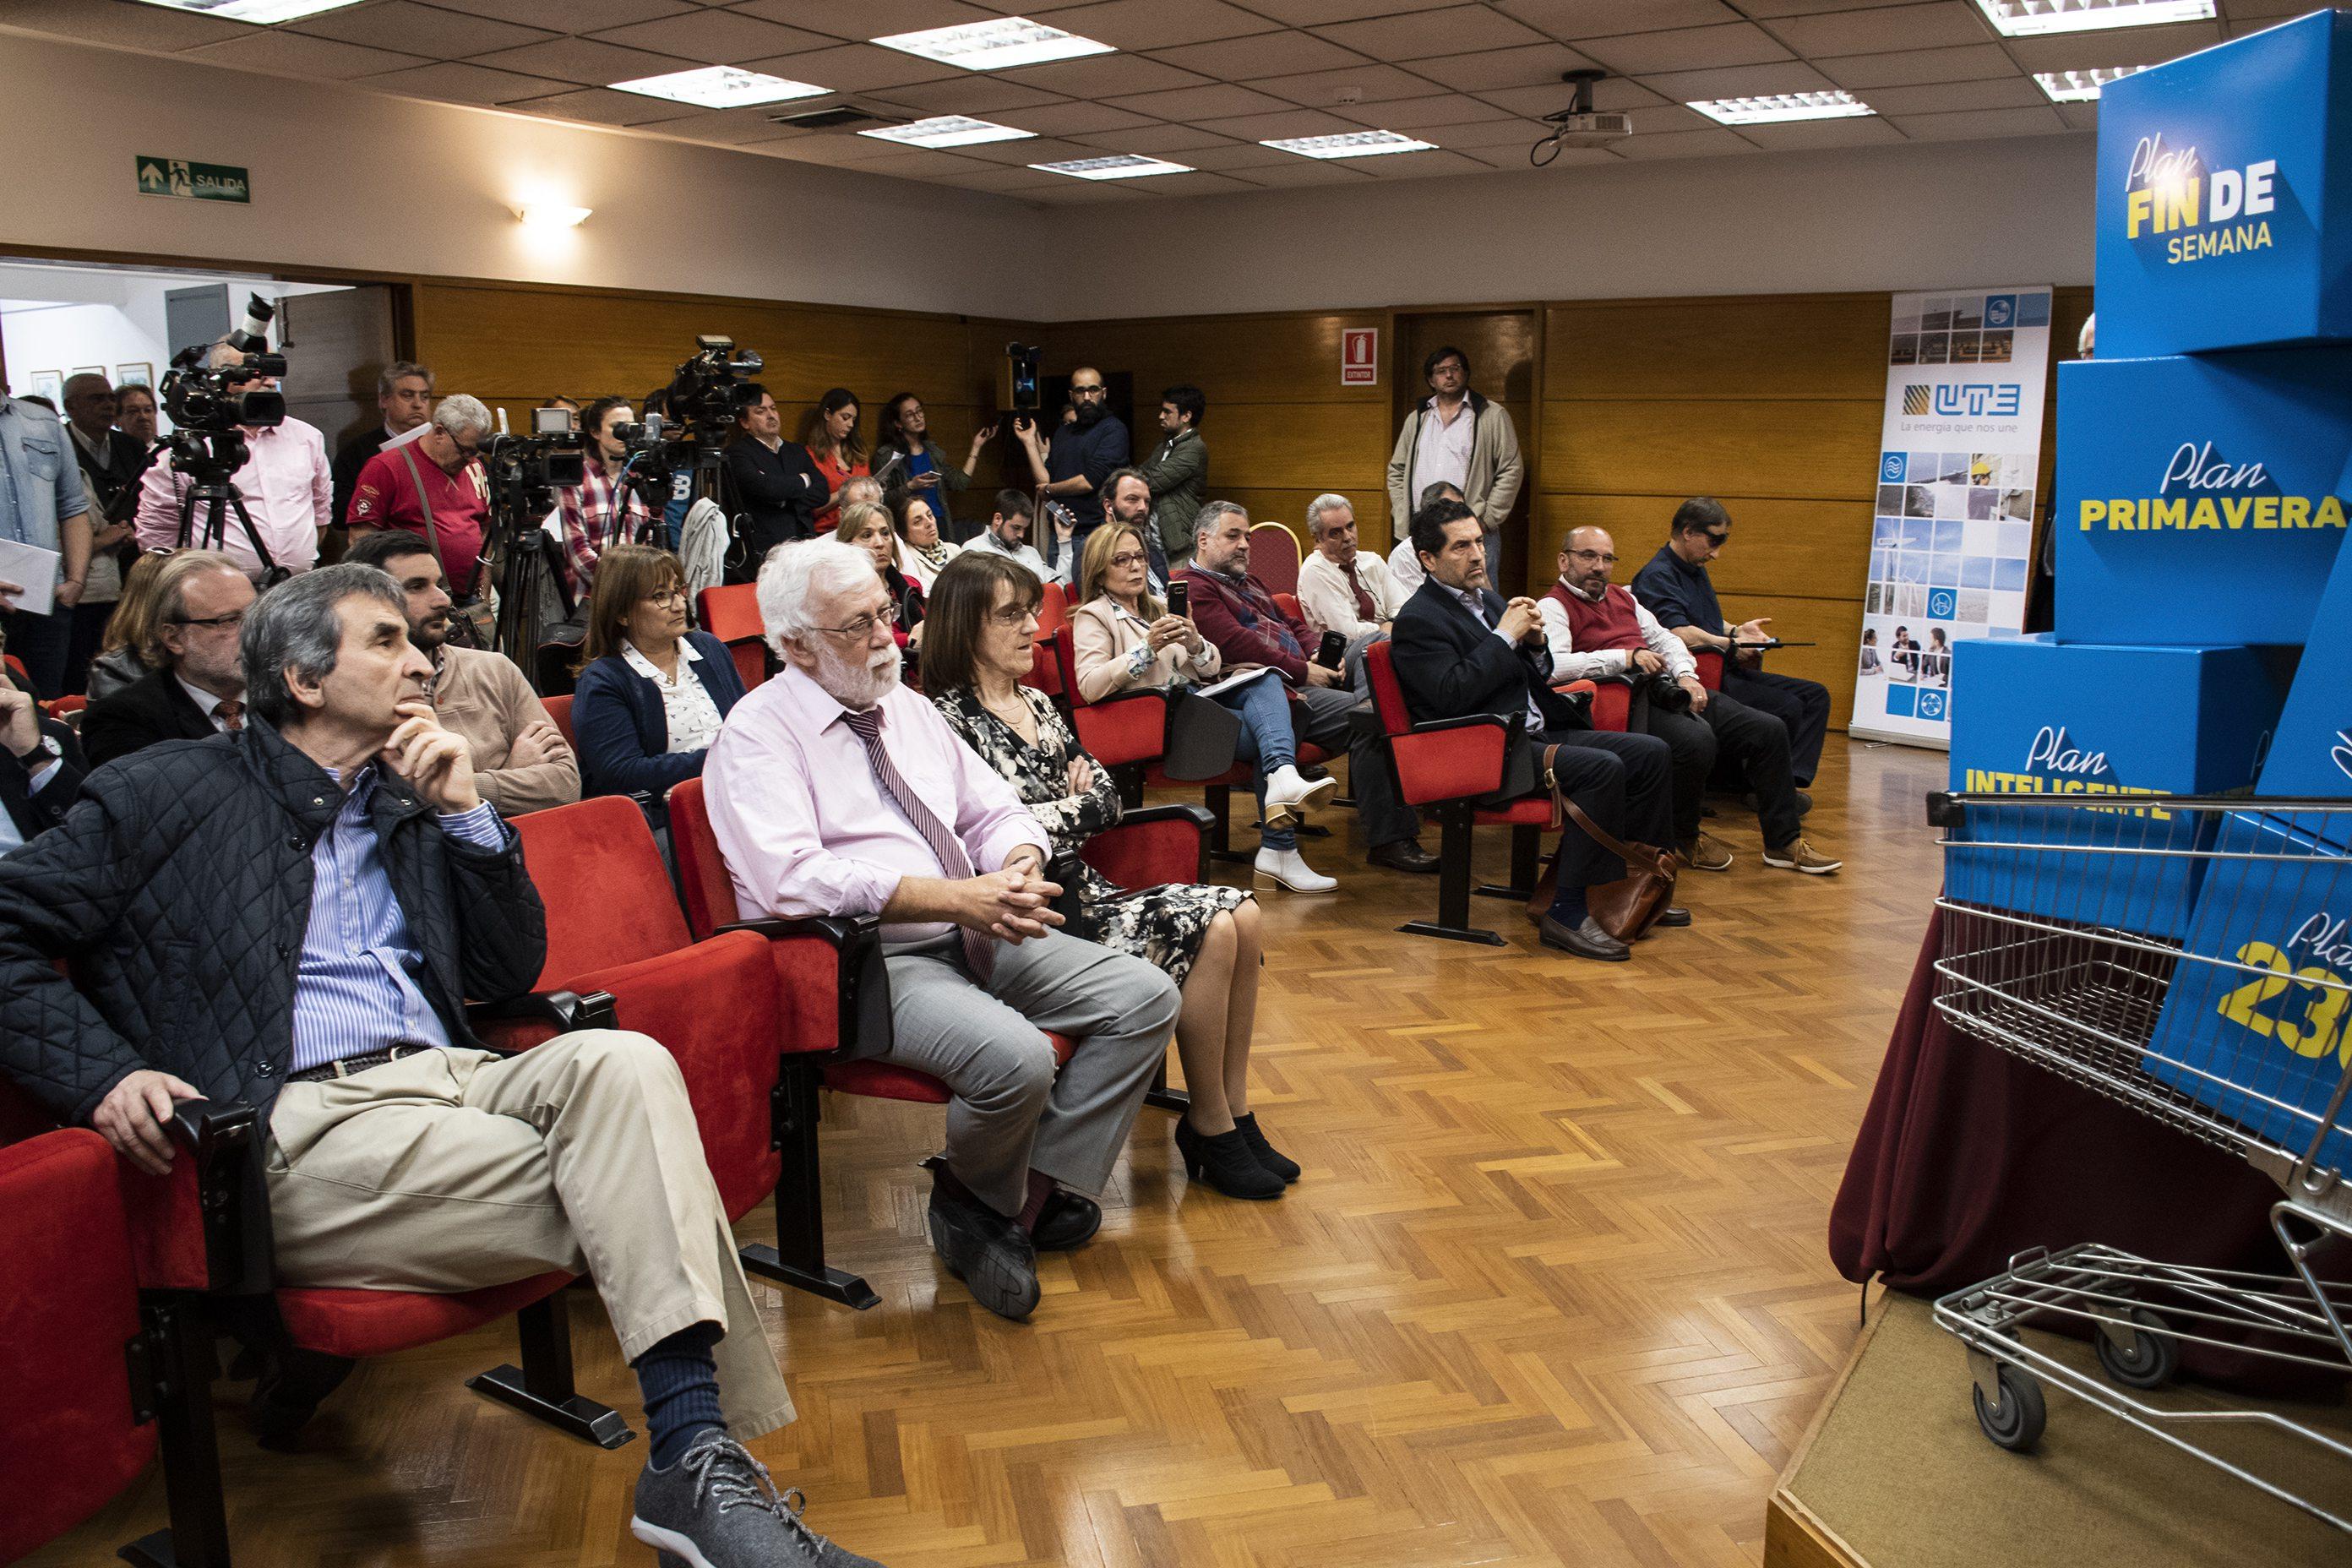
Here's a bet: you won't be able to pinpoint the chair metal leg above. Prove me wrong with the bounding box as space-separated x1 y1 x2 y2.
1474 823 1543 901
740 1058 879 1309
1398 805 1503 945
1205 783 1255 864
467 1296 634 1449
1144 1054 1190 1114
118 1294 230 1568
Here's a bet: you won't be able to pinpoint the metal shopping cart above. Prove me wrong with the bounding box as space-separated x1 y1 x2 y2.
1926 791 2352 1531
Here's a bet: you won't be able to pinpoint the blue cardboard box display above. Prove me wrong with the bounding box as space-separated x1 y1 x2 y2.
2257 533 2352 808
1946 636 2286 939
2054 351 2352 646
2096 9 2352 358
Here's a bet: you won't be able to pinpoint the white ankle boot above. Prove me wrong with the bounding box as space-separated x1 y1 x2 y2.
1254 846 1337 892
1262 764 1337 829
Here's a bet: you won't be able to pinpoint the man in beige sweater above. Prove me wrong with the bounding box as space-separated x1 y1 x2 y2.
344 531 579 815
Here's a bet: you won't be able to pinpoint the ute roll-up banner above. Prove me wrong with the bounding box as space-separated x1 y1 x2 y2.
1849 284 2054 749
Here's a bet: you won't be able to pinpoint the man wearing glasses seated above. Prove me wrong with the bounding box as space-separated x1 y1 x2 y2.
81 548 256 767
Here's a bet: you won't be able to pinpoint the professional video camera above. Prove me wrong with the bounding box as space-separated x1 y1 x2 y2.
665 335 765 445
155 292 294 580
1001 341 1041 415
603 335 767 574
481 406 589 670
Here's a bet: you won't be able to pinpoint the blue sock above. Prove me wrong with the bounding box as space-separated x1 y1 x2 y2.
634 1322 726 1468
1549 885 1589 926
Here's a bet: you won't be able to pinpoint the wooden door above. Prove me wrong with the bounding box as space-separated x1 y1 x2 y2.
276 284 399 459
1392 309 1539 592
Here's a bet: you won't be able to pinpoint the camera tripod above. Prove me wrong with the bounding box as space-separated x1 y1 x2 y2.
172 466 288 587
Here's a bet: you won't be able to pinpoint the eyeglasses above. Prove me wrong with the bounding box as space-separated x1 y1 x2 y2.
1566 550 1618 565
1070 384 1107 399
989 604 1037 627
172 610 248 631
814 612 890 641
1702 529 1730 545
1106 552 1148 569
642 586 688 607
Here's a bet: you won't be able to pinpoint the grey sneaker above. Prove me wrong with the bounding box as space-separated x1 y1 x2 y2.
630 1429 885 1568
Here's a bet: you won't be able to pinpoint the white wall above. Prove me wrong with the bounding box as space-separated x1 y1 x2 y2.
0 30 1046 320
1 303 161 400
1045 135 2098 320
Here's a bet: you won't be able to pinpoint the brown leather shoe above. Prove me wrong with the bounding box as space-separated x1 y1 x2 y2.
1678 831 1734 872
1762 837 1843 874
1538 912 1630 961
1368 840 1439 874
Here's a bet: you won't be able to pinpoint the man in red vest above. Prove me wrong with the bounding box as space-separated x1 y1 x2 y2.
1539 527 1839 875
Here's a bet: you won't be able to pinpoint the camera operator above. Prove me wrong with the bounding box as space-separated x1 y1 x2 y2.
0 388 96 698
332 360 434 534
1013 365 1127 574
133 340 332 584
554 396 654 602
720 384 828 580
346 394 493 614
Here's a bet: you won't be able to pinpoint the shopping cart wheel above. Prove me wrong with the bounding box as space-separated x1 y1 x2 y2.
1973 1364 2046 1452
2094 1307 2180 1391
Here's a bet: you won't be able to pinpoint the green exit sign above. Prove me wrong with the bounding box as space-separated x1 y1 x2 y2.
135 156 250 204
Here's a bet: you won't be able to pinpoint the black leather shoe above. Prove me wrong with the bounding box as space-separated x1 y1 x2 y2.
1368 840 1440 874
1654 906 1691 928
926 1167 1039 1320
1174 1118 1284 1200
1031 1189 1101 1251
1538 913 1630 962
1232 1113 1299 1183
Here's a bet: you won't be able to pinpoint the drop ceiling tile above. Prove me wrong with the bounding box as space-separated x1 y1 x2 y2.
473 37 698 88
1861 75 2047 114
293 2 555 59
996 101 1157 136
721 0 981 32
1406 44 1603 93
1496 0 1746 37
1632 60 1839 99
1178 140 1304 171
0 0 248 51
1886 104 2073 140
462 0 694 29
1103 83 1299 122
870 77 1070 112
1353 147 1505 177
1190 106 1368 141
2058 101 2099 132
1119 170 1262 196
1081 123 1250 154
1037 0 1282 51
1609 126 1760 159
636 104 814 142
590 10 831 63
1410 117 1554 150
1771 2 1995 57
1819 43 2017 88
1738 0 1938 13
361 60 579 106
1734 113 1908 150
1248 62 1455 109
1152 31 1370 81
1311 5 1552 61
1581 22 1794 74
1218 0 1429 23
1007 55 1219 100
1224 160 1380 187
736 42 959 92
835 146 999 177
507 86 708 126
1023 180 1156 204
929 166 1068 192
2000 23 2221 71
1335 93 1521 130
185 32 429 81
1477 79 1669 117
1621 102 1713 133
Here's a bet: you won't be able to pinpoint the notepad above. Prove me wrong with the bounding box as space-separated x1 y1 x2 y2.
0 538 61 617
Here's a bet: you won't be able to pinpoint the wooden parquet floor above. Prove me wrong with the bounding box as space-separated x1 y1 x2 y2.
27 740 1946 1568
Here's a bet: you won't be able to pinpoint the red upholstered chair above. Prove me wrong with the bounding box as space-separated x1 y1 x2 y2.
1021 581 1070 705
1050 618 1170 774
1695 649 1726 691
1250 522 1301 597
1364 640 1551 945
541 693 576 750
509 795 874 1308
0 1128 156 1564
42 693 87 721
697 582 771 693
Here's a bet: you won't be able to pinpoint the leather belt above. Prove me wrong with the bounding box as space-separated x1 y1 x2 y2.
289 1044 435 1084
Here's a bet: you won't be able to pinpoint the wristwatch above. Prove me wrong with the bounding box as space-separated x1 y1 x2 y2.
14 733 60 765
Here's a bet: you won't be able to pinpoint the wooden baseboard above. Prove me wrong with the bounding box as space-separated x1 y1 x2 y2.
1763 1287 1883 1568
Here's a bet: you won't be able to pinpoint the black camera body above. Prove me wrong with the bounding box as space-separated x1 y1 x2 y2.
667 335 764 446
483 429 586 506
1002 341 1042 415
160 348 286 441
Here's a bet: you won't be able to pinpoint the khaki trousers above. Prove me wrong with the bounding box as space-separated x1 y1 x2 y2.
263 1032 793 1438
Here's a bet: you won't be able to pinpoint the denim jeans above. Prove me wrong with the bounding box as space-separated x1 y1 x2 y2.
1217 673 1298 852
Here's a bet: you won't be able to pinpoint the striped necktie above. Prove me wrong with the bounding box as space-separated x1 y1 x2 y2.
838 705 994 981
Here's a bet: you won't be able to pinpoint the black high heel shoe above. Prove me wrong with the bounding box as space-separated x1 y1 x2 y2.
1231 1113 1299 1184
1174 1118 1284 1200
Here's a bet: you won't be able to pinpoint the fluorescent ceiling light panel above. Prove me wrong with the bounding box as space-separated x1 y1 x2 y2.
873 17 1114 72
1973 1 2214 37
1030 155 1192 181
610 66 827 108
859 115 1036 148
1690 90 1875 126
1262 130 1438 159
133 0 368 19
2034 65 2148 101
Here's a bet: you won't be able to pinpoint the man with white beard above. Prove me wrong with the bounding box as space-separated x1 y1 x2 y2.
700 541 1179 1324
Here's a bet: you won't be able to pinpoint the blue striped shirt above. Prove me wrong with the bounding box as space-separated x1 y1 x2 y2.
287 765 506 1075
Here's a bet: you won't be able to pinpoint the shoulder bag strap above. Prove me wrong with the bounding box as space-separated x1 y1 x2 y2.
394 442 447 575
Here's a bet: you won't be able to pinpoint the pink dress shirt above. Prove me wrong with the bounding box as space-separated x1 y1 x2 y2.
702 665 1048 945
135 416 331 579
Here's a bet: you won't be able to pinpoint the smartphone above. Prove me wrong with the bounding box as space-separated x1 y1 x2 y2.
1167 578 1188 619
1317 630 1347 669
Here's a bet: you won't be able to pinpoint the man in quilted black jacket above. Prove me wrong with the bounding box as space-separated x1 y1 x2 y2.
0 564 885 1568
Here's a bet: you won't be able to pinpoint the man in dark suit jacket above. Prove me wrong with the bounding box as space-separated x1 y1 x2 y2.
1390 498 1680 961
0 672 84 850
79 551 254 769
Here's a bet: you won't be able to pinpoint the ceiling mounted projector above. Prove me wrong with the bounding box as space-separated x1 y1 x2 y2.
1533 69 1632 165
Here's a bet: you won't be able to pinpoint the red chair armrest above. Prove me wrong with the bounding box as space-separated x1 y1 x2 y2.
719 914 892 1059
1695 649 1725 690
118 1098 270 1296
1082 803 1212 888
1388 714 1513 804
466 988 618 1054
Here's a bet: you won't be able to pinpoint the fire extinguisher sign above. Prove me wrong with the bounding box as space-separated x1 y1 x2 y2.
1341 327 1378 386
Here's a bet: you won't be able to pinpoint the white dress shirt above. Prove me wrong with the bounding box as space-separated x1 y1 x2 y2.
1386 536 1426 595
1414 399 1476 498
1538 579 1697 683
177 676 242 732
1297 547 1405 639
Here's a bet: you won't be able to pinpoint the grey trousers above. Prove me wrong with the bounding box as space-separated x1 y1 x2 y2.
881 928 1181 1216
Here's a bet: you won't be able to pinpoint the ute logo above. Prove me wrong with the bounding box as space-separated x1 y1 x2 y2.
1902 383 2022 418
2123 133 2278 266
